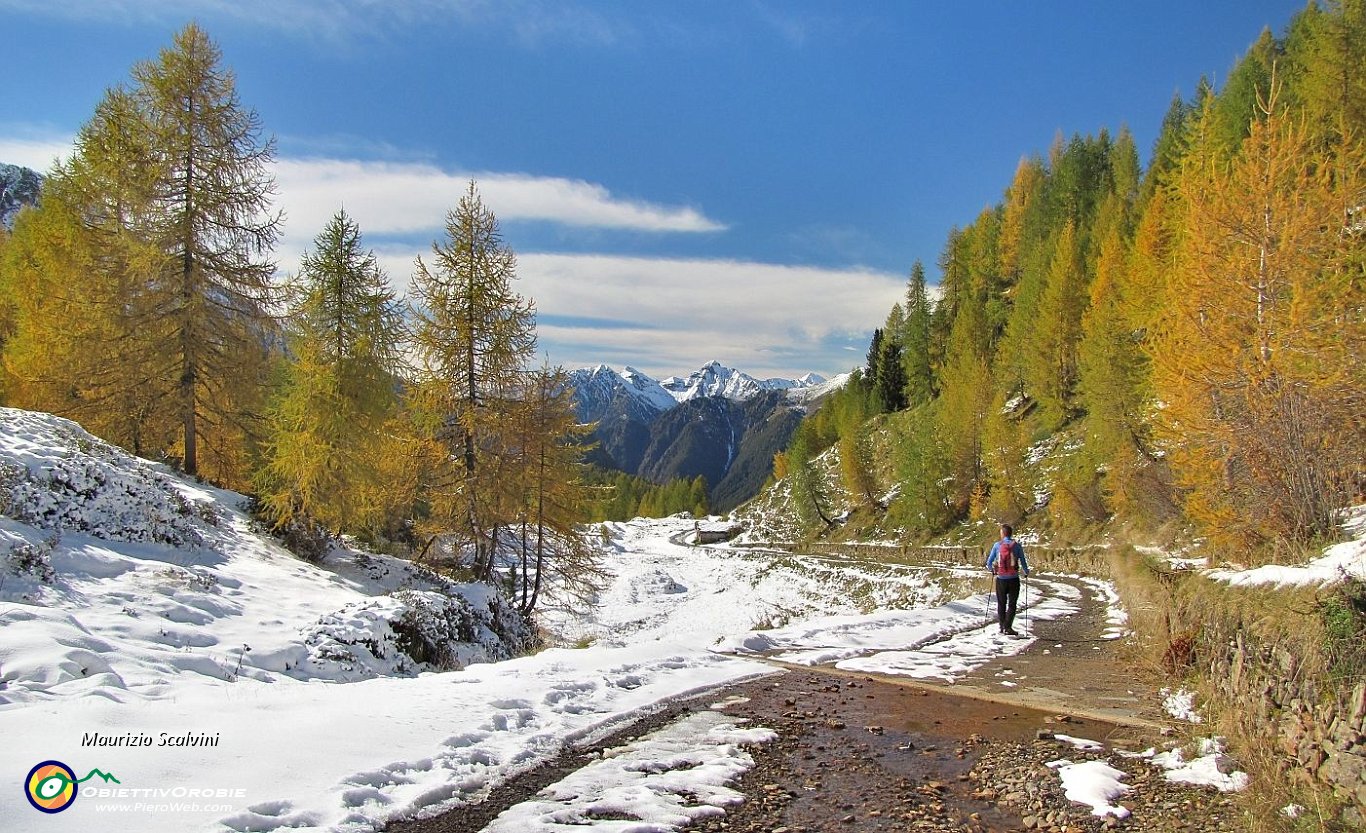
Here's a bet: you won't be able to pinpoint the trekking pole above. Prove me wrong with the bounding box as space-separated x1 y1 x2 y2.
1022 575 1029 636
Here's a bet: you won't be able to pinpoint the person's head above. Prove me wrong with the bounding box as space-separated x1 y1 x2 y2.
999 523 1013 539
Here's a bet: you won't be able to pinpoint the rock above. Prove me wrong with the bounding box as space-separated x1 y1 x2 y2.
1211 753 1239 775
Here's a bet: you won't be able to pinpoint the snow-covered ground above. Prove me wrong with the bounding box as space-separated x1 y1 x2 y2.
0 411 1043 832
0 412 773 832
7 407 1334 830
1205 506 1366 587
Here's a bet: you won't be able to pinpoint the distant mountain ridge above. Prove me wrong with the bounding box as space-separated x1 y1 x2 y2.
567 360 829 420
659 360 825 404
0 163 43 229
566 361 847 511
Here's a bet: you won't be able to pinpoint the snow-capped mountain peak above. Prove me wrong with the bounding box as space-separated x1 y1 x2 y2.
654 360 828 404
566 361 838 431
564 364 676 425
570 361 832 412
0 162 43 230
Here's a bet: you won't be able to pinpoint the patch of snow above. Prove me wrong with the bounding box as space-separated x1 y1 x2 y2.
1148 737 1249 792
482 710 774 832
1046 758 1131 818
727 577 1082 683
1054 734 1105 752
1076 577 1130 639
1160 687 1204 724
1205 505 1366 588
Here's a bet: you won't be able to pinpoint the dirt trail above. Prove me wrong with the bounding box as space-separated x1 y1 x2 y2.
389 574 1238 833
890 574 1167 729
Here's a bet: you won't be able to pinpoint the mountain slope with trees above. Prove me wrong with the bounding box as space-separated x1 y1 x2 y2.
774 3 1362 554
566 363 829 513
749 4 1365 824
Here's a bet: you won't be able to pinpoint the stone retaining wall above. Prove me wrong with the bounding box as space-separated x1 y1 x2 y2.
1187 608 1366 826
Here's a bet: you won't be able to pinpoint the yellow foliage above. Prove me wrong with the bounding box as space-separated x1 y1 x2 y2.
1152 96 1364 544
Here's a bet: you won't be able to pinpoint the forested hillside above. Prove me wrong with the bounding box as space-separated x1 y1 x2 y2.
778 2 1364 557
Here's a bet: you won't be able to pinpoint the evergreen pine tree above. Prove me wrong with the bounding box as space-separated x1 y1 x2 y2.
1028 221 1087 429
1142 93 1192 205
901 261 935 407
134 23 283 479
864 328 884 400
875 338 907 412
256 209 405 537
410 182 537 578
1210 29 1283 158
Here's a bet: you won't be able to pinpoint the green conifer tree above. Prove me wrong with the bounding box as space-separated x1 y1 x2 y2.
256 209 405 537
901 261 935 407
1027 221 1088 429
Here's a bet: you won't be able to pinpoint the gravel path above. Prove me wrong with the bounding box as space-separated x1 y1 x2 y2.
683 669 1244 832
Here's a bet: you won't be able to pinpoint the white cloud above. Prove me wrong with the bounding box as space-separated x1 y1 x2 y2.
275 158 725 255
0 135 726 241
0 134 72 172
517 253 903 378
345 249 896 379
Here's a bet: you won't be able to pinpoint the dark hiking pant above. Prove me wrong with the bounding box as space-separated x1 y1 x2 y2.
995 576 1020 632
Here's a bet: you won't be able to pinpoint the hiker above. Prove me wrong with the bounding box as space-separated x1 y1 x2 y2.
986 523 1030 635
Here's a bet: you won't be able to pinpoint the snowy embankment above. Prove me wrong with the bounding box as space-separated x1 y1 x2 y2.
1205 505 1366 587
0 409 776 832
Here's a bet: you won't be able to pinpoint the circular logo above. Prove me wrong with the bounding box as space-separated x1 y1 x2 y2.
25 760 78 814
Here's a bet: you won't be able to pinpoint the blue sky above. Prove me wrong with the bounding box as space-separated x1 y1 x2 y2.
0 0 1307 379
